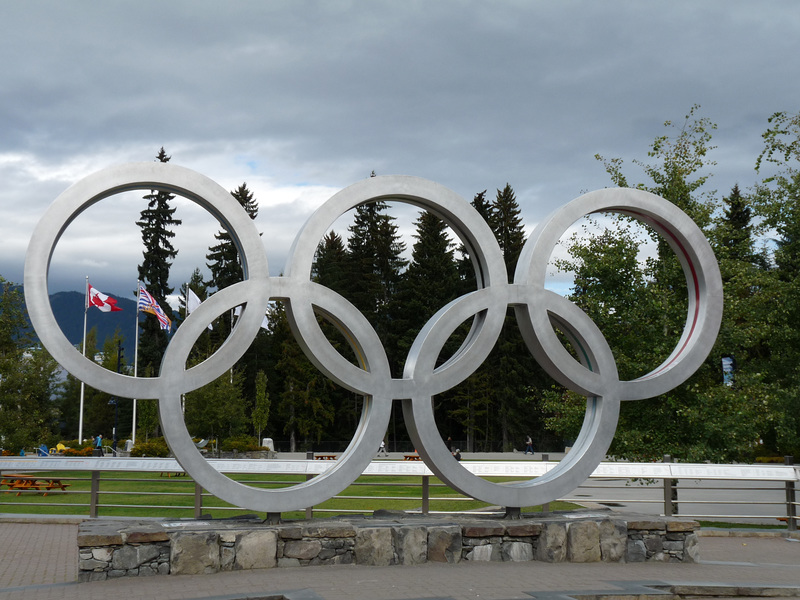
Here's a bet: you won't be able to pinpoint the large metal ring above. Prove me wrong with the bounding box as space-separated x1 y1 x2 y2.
25 164 722 512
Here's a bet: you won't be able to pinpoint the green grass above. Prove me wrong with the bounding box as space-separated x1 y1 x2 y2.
0 471 579 520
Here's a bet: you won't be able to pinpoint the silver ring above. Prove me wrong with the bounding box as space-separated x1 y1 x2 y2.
25 164 722 511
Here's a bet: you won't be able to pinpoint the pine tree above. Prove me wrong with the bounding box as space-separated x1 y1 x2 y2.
395 210 460 365
492 184 526 282
207 183 259 291
252 370 270 444
184 368 247 441
458 190 492 292
206 183 259 345
718 185 755 263
486 184 539 451
392 211 463 445
136 147 181 374
313 232 349 293
312 231 364 441
268 301 334 451
344 200 407 375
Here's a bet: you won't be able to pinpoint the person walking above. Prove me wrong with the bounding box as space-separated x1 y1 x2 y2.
378 440 389 457
94 434 103 457
524 435 534 455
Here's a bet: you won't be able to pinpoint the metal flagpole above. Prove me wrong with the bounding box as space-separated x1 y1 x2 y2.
132 280 140 445
78 276 88 443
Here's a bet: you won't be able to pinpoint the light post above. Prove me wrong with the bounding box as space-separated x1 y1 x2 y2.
108 340 124 454
108 398 118 453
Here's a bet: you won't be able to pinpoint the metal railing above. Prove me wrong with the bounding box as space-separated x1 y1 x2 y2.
1 456 797 529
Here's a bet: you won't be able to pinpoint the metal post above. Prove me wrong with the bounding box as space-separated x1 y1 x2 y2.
422 476 429 515
541 454 550 512
108 399 118 453
663 454 677 516
305 472 313 519
786 456 796 532
90 471 100 518
194 482 203 519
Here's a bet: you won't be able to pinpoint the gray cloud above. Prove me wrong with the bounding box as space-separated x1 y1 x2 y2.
2 1 799 300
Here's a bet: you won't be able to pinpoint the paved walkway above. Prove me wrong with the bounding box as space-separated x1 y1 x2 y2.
1 519 798 600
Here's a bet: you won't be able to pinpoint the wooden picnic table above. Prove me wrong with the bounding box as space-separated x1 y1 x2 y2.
403 454 421 461
313 454 337 460
0 473 71 496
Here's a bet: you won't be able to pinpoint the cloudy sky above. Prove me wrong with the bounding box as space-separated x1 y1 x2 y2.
3 1 799 305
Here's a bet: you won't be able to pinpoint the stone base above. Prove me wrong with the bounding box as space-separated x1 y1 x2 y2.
77 510 700 581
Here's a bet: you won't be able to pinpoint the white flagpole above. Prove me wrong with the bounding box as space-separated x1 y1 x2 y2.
78 276 88 443
132 280 140 445
183 282 188 416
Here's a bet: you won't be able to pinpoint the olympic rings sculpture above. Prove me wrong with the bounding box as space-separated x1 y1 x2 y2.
24 163 723 512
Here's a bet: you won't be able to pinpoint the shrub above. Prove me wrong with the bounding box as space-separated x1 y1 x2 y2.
63 446 93 457
755 456 788 464
130 437 170 458
220 435 262 453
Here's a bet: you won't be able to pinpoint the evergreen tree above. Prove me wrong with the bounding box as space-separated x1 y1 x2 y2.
178 268 210 320
487 184 539 451
493 184 526 282
207 183 259 291
136 366 160 443
206 183 259 345
184 368 247 441
454 184 543 451
268 300 334 451
393 211 463 446
136 147 181 374
395 211 461 362
252 370 271 444
312 232 349 293
457 190 493 292
312 231 365 442
718 185 757 264
344 200 407 375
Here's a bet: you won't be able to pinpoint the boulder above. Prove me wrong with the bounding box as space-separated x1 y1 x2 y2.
170 532 220 575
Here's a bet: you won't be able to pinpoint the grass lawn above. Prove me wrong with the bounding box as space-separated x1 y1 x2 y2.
0 470 578 520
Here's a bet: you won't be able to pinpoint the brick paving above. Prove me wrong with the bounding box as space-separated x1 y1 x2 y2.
1 520 798 600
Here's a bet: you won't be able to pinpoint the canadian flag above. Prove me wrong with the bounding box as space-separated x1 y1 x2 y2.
87 283 122 312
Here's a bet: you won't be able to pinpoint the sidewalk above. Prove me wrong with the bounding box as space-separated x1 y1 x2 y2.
1 519 798 600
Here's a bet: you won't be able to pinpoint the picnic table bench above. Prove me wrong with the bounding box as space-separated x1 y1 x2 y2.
403 454 421 461
313 454 337 460
0 473 71 496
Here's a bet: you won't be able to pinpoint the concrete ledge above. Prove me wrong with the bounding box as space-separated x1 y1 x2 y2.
76 510 703 581
697 527 800 539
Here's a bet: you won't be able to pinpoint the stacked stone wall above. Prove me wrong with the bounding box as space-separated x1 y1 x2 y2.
77 512 700 581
